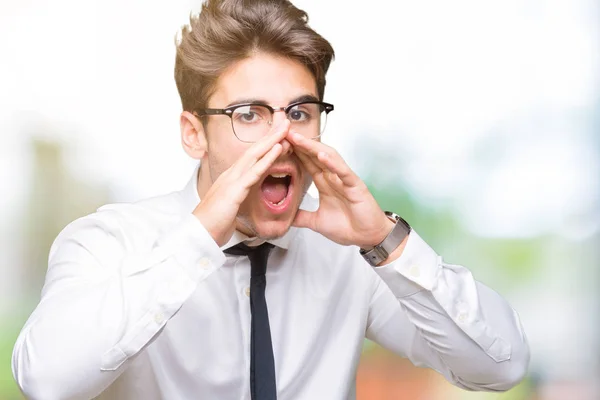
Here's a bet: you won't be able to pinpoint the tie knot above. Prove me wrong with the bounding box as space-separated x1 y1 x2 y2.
224 242 275 276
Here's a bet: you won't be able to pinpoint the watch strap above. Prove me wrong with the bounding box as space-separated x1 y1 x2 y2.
360 212 411 266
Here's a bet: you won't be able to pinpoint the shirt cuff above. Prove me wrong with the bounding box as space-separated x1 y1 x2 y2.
373 230 441 298
119 213 226 282
154 214 226 282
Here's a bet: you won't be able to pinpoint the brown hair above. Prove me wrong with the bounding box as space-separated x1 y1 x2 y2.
174 0 335 112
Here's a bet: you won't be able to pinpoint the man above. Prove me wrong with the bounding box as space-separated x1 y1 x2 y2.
12 0 530 399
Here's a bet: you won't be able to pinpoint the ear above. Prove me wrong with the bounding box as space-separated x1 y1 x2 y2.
180 111 208 160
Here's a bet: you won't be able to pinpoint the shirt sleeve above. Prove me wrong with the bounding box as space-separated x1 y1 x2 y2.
11 208 226 400
365 230 531 392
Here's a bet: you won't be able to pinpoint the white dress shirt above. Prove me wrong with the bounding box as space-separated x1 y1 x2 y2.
12 165 530 400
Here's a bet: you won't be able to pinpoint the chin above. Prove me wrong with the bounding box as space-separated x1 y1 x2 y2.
238 199 299 241
251 218 293 240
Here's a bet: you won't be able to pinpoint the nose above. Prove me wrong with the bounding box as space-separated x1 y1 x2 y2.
280 139 292 156
271 110 288 127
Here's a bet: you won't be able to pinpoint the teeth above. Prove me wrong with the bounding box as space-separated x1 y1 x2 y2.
269 197 287 206
270 173 290 178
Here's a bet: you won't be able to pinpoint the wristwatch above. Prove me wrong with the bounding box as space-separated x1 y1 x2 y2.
360 212 411 266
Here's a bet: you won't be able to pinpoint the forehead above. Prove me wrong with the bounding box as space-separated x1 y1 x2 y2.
209 53 318 107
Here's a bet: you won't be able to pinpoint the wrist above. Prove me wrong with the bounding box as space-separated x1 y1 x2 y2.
192 204 230 247
360 211 412 266
377 234 409 266
362 217 396 250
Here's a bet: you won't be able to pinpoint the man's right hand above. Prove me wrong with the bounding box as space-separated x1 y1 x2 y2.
192 119 291 247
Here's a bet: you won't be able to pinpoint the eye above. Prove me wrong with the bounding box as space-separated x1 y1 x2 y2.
240 112 258 122
287 106 311 122
233 105 268 124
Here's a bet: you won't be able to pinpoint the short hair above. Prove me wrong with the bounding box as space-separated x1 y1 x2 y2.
174 0 335 112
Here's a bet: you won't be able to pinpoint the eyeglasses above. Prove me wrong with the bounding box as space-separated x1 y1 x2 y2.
193 100 334 143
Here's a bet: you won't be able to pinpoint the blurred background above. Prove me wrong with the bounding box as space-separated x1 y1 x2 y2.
1 0 598 398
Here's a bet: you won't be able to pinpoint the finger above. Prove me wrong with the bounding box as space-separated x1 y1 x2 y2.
317 151 359 186
290 135 342 191
246 119 290 161
295 150 340 196
290 132 359 186
324 169 344 188
245 143 283 187
288 132 328 170
288 132 335 170
292 209 317 231
280 138 292 156
236 119 291 172
255 118 291 152
287 131 324 158
294 147 322 176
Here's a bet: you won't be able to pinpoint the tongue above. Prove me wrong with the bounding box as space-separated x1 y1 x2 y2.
261 177 288 204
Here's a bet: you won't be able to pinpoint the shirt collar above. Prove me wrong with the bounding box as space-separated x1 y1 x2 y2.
179 162 318 251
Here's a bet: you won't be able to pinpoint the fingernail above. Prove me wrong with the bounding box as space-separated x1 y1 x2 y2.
281 139 291 154
293 133 303 141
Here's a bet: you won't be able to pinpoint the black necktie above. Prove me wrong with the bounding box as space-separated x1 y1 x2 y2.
224 242 277 400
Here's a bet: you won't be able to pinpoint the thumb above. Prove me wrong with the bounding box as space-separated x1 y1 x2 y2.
292 210 317 231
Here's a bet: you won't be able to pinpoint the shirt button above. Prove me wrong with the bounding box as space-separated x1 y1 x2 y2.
199 257 211 269
244 287 251 297
154 312 164 324
458 313 468 323
409 265 420 278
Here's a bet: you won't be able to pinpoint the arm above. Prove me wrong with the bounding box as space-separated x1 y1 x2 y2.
286 132 530 391
12 210 225 400
366 230 530 391
13 119 292 400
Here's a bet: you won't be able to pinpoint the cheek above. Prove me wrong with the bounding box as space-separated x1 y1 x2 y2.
206 117 246 153
206 128 249 179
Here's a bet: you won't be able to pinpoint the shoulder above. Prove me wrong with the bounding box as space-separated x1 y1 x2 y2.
99 189 187 224
50 189 187 257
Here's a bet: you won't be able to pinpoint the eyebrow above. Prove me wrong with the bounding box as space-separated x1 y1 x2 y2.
226 94 320 108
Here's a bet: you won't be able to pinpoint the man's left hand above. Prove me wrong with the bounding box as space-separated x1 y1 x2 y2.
288 132 395 249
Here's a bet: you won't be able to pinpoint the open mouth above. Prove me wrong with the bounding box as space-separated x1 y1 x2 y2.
261 173 292 206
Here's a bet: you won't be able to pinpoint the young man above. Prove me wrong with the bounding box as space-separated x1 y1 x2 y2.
12 0 530 399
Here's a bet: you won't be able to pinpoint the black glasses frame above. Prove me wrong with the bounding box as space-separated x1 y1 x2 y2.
193 100 334 143
194 100 334 119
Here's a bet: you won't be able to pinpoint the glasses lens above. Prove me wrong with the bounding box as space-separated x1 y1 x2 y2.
231 105 272 142
287 103 328 138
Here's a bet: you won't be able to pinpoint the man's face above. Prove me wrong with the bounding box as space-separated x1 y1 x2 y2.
200 53 316 240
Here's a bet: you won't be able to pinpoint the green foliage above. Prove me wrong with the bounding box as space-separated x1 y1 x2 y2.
365 178 544 287
0 318 25 400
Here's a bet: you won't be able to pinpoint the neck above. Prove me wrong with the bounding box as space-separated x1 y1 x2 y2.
196 161 211 202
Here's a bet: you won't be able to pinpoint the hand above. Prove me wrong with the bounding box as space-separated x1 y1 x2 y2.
287 132 395 248
193 120 291 247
